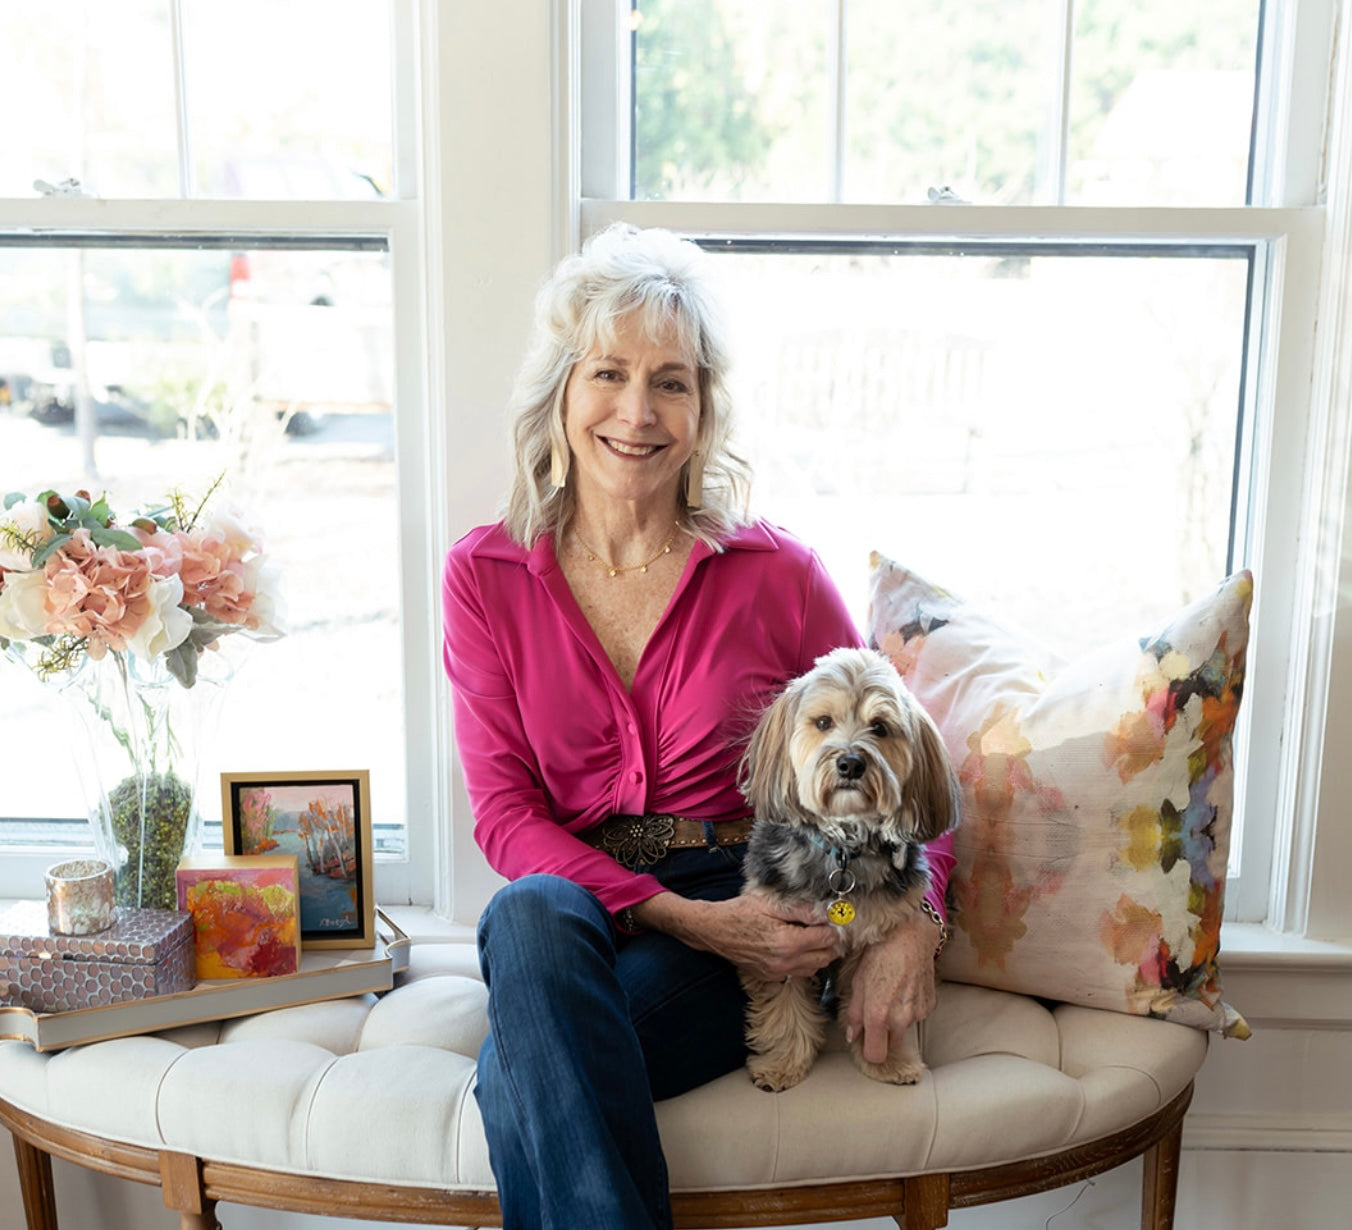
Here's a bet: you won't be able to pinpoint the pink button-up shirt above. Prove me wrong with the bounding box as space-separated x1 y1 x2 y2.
442 518 953 917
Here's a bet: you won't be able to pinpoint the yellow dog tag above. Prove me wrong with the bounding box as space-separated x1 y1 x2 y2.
827 899 856 926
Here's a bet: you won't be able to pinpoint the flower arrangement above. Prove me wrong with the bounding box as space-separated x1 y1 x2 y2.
0 479 283 910
0 478 283 686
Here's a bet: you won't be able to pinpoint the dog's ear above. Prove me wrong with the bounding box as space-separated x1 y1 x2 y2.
740 683 801 817
901 699 960 843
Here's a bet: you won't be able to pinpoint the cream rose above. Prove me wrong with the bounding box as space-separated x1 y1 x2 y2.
0 568 50 640
0 500 53 571
124 574 193 662
239 555 286 639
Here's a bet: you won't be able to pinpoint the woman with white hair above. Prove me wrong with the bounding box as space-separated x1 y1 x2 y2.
441 223 954 1229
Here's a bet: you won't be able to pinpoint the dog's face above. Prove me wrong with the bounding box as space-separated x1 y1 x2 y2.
742 647 957 846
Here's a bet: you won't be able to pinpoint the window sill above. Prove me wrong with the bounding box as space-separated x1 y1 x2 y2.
380 903 476 944
1217 922 1352 1030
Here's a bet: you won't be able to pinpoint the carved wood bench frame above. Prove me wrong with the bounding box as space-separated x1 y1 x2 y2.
5 1083 1191 1230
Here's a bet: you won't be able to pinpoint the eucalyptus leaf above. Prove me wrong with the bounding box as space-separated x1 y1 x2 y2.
29 532 72 568
164 640 199 688
88 526 145 552
4 492 24 509
140 502 178 528
187 611 240 646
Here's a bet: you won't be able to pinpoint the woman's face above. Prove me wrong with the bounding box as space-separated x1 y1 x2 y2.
562 311 701 519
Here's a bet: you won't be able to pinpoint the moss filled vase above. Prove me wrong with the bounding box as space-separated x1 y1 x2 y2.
62 649 232 911
2 486 283 908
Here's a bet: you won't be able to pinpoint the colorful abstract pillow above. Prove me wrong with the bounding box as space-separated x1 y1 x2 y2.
868 552 1252 1036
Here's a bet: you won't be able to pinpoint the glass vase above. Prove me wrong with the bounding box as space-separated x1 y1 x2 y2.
57 649 232 911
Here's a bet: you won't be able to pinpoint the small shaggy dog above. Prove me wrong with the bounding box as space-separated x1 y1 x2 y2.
738 646 958 1092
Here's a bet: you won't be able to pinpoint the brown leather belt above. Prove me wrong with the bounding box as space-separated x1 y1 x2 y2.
581 813 754 869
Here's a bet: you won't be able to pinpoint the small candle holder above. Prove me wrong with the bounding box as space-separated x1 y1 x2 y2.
45 858 117 936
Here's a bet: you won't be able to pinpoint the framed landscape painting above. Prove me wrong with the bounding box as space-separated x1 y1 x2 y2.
221 770 375 949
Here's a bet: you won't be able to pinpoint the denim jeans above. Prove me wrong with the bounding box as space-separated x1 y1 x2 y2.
474 841 749 1230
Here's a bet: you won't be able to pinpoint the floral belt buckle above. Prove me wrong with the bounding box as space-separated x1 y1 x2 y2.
597 813 678 869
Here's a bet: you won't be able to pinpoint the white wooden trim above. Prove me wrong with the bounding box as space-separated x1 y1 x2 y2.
0 197 408 233
580 199 1322 240
1271 0 1352 938
1184 1113 1352 1153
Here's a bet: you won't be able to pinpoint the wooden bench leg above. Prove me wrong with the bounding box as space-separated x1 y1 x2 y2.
13 1132 59 1230
160 1150 222 1230
896 1172 950 1229
1140 1114 1184 1230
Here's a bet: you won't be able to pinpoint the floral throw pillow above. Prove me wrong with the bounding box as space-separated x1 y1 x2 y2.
868 552 1252 1036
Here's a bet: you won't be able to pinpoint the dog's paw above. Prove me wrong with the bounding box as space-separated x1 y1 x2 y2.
855 1052 926 1086
746 1053 812 1093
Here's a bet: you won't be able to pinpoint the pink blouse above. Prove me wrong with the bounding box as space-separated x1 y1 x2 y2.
441 518 954 919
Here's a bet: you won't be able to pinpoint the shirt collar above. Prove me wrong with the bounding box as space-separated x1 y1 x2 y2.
466 518 779 574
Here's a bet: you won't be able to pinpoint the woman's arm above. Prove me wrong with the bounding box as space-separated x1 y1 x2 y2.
441 543 665 912
630 890 840 980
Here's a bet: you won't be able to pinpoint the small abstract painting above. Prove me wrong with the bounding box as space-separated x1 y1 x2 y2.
175 855 301 979
221 770 375 949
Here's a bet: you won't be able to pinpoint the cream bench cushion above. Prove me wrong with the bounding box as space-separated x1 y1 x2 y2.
0 938 1206 1205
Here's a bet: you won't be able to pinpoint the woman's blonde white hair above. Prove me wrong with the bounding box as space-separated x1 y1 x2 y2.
502 223 752 547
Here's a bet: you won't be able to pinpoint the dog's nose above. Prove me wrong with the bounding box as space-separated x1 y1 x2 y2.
835 752 866 781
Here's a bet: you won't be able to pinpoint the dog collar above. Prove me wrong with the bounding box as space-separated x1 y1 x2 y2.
804 828 870 867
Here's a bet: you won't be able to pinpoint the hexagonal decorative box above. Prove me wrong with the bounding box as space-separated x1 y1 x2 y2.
0 900 195 1014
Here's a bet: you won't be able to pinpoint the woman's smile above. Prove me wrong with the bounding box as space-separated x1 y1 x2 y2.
601 437 664 458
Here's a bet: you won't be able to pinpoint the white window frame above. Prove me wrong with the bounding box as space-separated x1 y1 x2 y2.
570 0 1352 937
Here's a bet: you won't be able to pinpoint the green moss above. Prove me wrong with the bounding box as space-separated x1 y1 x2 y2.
107 770 193 910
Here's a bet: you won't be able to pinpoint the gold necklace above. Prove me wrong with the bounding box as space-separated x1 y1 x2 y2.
573 521 679 578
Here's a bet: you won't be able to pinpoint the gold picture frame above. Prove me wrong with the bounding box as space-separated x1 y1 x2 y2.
220 769 375 950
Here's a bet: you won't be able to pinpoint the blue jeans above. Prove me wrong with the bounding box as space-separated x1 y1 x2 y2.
474 842 749 1230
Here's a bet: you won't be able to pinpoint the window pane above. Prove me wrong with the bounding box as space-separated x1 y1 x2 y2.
0 241 405 853
1068 0 1260 205
630 0 1261 205
182 0 393 199
0 0 180 198
709 244 1249 657
634 0 829 201
843 0 1059 205
0 1 393 202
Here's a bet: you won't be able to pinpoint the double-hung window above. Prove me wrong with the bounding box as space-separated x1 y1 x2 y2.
0 0 437 910
7 1 1350 940
577 0 1347 931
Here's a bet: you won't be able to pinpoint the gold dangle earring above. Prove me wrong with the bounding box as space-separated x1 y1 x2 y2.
685 449 706 508
550 441 569 490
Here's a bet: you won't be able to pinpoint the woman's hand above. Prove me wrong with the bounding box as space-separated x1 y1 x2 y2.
630 891 839 980
842 909 939 1064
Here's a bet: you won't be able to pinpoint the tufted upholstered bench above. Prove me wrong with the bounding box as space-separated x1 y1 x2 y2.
0 932 1208 1230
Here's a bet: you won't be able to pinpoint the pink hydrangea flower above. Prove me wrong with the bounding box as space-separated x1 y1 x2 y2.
131 524 186 580
176 512 266 628
42 529 188 660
